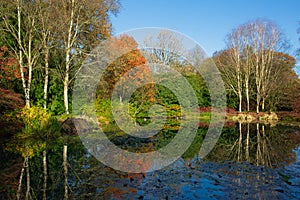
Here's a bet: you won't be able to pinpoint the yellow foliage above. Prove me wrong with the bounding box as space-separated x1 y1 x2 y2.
15 142 46 158
6 137 46 158
18 106 51 127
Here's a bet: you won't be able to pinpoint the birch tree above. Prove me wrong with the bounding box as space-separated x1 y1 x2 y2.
226 27 244 112
36 0 57 110
53 0 120 114
248 20 283 113
214 49 243 112
217 19 289 113
241 26 254 112
144 30 183 71
0 0 41 108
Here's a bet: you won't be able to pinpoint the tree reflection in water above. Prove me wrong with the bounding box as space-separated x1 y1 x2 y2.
0 122 300 199
205 123 300 168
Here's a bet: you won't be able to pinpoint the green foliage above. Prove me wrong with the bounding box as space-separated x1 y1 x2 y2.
226 92 238 109
278 172 291 185
153 128 177 150
182 128 206 159
154 84 179 106
95 99 113 124
49 98 65 115
185 75 211 107
94 72 213 123
37 117 61 138
199 111 211 121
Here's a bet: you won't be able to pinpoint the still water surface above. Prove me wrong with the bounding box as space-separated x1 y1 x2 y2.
1 122 299 199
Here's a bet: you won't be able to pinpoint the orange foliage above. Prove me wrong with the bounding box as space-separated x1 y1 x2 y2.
100 35 155 102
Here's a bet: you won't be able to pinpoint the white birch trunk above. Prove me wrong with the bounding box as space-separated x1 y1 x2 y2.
25 157 30 200
17 0 30 108
43 47 49 110
16 159 26 200
63 145 68 200
43 150 47 200
238 122 242 161
63 0 76 115
245 123 250 161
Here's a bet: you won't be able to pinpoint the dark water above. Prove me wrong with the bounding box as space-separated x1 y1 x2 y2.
1 123 300 199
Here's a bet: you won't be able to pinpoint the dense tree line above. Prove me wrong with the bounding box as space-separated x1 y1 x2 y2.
0 0 120 114
0 2 299 116
214 19 300 113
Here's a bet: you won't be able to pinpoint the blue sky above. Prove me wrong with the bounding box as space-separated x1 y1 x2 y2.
111 0 300 57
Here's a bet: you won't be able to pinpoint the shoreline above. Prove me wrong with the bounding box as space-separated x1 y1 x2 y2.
225 111 300 126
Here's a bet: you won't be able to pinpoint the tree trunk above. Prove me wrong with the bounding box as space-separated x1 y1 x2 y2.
43 48 49 110
17 159 26 200
256 123 262 165
63 0 75 115
238 90 242 113
63 77 69 114
245 78 250 112
26 27 33 109
64 46 70 114
245 123 250 161
25 157 30 200
261 124 266 165
17 0 30 108
238 122 242 161
237 60 242 113
63 145 68 200
43 150 47 200
262 98 265 111
256 98 260 114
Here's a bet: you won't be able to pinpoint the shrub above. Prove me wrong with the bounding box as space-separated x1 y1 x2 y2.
17 106 61 138
18 106 51 128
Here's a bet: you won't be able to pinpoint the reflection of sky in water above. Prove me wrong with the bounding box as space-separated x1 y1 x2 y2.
88 124 300 199
294 146 300 162
129 157 294 199
281 145 300 198
181 177 224 199
135 159 221 199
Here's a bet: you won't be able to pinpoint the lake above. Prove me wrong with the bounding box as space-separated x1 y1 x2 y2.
1 122 300 199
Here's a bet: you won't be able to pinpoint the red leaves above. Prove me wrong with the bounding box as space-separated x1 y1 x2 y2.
0 46 21 81
0 88 24 112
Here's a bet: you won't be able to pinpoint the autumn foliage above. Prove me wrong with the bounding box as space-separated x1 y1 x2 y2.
0 88 24 113
98 35 154 102
0 46 21 88
0 88 24 136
